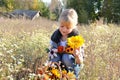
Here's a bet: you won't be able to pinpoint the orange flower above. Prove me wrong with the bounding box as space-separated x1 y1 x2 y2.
43 74 49 80
37 68 44 75
58 46 64 53
65 46 74 54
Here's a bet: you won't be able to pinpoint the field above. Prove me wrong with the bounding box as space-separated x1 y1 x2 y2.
0 18 120 80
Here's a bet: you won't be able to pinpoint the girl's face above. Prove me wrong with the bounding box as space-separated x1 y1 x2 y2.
59 22 74 36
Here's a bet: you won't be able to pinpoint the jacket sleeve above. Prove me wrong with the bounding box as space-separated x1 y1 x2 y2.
50 40 58 49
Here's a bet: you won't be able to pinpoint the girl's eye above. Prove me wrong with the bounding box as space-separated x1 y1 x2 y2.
67 27 70 29
60 26 64 28
66 27 71 29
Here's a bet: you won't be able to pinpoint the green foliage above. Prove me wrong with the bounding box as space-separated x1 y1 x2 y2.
66 0 120 24
66 0 96 24
39 5 50 18
49 12 58 20
2 0 15 11
0 0 120 24
0 0 4 6
14 0 30 9
0 0 51 18
102 0 120 24
29 0 50 19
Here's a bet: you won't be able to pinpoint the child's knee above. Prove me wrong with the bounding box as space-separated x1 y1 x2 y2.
62 54 74 66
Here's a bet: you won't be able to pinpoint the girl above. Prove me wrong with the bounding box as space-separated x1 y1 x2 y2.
48 8 84 80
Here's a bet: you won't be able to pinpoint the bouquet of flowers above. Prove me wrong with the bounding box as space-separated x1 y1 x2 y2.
36 61 76 80
65 35 85 54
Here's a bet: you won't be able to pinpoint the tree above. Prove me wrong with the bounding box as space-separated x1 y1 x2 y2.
2 0 15 11
66 0 106 24
99 0 120 24
67 0 87 23
66 0 100 24
49 0 66 20
112 0 120 23
37 1 50 18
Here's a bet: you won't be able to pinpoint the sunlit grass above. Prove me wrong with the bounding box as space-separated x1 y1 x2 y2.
79 24 120 80
0 18 120 80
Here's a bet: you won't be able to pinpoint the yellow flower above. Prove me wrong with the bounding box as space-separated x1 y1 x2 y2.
62 69 67 74
67 71 76 79
51 68 61 78
67 35 85 49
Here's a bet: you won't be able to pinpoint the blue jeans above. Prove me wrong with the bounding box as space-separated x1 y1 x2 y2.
50 53 81 79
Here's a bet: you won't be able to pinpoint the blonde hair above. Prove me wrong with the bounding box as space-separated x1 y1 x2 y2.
59 8 78 28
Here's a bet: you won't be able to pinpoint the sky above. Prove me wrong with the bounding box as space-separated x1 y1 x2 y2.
42 0 51 4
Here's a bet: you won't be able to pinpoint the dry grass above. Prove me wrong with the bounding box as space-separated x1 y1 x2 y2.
0 17 58 33
0 18 120 80
79 24 120 80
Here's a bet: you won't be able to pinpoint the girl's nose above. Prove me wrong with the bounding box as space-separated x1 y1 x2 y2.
63 27 67 31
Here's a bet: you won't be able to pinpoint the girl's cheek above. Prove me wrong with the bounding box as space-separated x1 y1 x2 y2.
68 29 73 33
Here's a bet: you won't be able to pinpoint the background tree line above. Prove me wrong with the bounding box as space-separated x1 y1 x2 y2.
0 0 50 18
67 0 120 24
0 0 120 24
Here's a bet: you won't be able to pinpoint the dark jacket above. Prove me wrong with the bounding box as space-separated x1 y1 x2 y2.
50 29 79 48
51 29 79 43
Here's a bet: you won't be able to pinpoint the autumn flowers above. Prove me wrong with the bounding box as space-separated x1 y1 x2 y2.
67 35 85 49
36 62 76 80
41 35 85 79
65 35 85 54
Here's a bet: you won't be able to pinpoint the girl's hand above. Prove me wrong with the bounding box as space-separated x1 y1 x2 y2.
72 48 80 57
73 48 83 64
